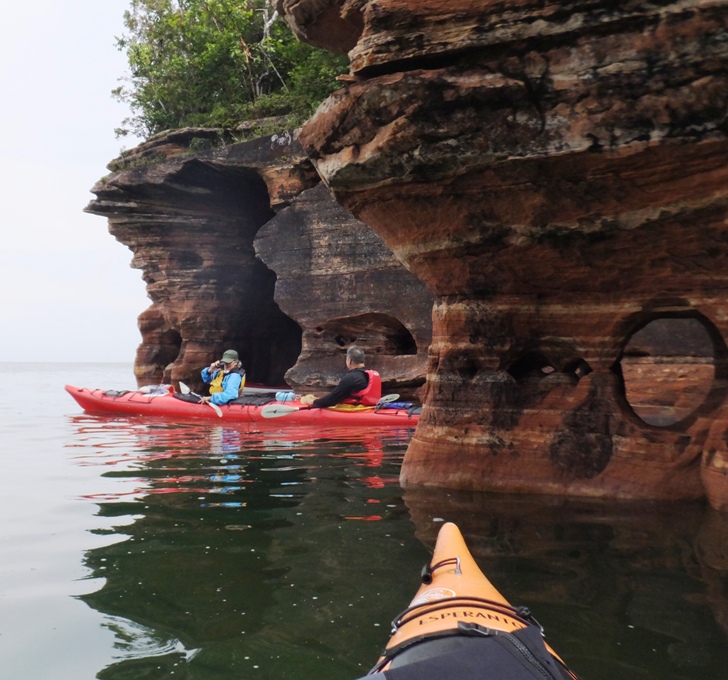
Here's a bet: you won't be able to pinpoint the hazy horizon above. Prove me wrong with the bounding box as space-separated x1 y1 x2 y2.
0 2 148 363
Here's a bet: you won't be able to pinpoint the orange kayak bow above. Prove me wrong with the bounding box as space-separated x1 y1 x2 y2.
363 522 580 680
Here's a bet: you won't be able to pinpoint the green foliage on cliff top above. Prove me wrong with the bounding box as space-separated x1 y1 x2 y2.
113 0 347 139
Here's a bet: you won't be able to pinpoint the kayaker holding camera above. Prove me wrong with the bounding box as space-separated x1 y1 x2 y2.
200 349 246 405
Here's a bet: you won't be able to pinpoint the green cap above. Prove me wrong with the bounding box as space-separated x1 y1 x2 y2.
221 349 238 363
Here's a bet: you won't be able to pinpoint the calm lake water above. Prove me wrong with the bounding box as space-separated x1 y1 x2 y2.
1 363 727 679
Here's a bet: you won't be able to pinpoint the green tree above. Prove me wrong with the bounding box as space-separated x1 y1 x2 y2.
113 0 347 138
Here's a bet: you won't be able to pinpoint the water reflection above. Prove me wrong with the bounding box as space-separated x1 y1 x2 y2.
67 417 728 680
404 488 728 679
69 417 418 679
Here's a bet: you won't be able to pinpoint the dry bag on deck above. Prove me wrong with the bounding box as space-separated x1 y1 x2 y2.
362 624 572 680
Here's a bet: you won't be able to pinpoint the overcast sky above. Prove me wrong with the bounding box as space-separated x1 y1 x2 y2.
0 1 149 362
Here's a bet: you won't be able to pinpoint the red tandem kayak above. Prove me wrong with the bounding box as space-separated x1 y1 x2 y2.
359 522 580 680
65 385 420 427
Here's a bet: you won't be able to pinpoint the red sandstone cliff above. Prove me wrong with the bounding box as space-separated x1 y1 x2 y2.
86 128 432 394
278 0 728 510
255 182 431 392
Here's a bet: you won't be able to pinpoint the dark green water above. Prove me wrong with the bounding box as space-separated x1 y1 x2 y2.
76 421 728 680
77 422 424 680
1 364 727 679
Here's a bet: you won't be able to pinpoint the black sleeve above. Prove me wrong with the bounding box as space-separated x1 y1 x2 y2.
312 369 369 408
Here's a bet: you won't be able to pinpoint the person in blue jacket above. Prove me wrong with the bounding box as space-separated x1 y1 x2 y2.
200 349 246 406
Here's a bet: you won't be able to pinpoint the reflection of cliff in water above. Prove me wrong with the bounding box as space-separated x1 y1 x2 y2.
404 488 728 679
79 448 284 677
74 419 415 679
73 415 728 679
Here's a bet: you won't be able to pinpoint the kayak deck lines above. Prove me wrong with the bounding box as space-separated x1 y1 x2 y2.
361 522 580 680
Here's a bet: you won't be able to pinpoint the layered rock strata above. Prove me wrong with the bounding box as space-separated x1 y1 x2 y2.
88 128 431 394
256 182 432 394
279 0 728 509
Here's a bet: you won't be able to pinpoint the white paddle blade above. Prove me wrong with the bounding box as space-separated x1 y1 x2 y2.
260 404 300 419
179 381 221 416
378 393 400 404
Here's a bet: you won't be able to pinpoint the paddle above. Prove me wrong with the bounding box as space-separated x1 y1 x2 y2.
179 381 223 418
260 393 401 419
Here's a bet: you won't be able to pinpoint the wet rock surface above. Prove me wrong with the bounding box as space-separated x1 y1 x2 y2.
279 0 728 508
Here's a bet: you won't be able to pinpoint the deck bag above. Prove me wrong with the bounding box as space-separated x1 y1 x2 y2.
364 624 573 680
228 395 276 406
103 390 130 397
173 393 201 403
139 384 174 395
172 393 274 406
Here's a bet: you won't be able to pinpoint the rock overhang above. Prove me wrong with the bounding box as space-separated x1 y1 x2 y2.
88 128 434 397
279 0 728 509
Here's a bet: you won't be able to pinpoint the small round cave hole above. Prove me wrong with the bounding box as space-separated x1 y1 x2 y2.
619 316 716 427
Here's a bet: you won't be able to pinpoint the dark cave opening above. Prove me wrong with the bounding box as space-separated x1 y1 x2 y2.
320 313 418 356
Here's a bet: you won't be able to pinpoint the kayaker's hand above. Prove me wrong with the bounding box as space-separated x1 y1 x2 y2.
300 394 316 406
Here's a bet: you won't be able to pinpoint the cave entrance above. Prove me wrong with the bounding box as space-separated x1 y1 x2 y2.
618 315 722 427
225 259 303 386
241 302 303 386
319 313 417 356
158 328 182 366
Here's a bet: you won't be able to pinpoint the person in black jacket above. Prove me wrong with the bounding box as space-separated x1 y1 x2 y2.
300 346 381 408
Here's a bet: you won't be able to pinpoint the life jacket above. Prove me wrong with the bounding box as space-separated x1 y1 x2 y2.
209 371 224 394
210 367 246 396
344 369 382 406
